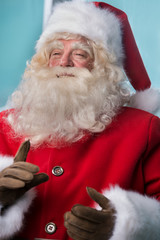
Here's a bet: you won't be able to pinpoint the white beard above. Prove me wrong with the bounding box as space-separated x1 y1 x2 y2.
7 66 128 147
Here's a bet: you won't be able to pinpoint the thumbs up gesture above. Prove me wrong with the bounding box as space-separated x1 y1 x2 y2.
64 187 116 240
0 141 49 208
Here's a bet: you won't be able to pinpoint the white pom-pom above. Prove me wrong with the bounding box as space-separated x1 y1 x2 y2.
129 88 160 114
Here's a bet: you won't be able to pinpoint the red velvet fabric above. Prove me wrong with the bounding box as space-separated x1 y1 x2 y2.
0 107 160 239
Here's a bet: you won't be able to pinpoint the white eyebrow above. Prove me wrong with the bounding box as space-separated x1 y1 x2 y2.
71 42 94 57
50 40 64 50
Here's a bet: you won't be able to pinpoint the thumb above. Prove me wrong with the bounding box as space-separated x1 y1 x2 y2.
14 140 30 162
86 187 111 210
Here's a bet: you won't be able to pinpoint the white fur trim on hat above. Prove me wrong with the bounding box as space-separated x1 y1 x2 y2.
95 186 160 240
36 0 123 65
129 87 160 115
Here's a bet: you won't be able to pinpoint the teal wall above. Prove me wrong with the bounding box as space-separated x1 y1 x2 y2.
0 0 160 108
0 0 44 107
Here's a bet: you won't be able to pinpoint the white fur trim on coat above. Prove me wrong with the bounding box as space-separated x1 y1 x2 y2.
0 155 36 239
36 0 123 65
0 189 36 239
99 186 160 240
129 87 160 115
0 154 14 171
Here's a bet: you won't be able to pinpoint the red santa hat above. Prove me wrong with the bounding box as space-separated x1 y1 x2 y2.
36 0 160 114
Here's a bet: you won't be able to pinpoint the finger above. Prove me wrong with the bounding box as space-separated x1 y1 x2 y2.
25 173 49 190
65 222 90 240
64 211 96 233
71 204 106 223
87 187 111 210
2 168 34 181
11 162 39 173
14 140 30 162
67 230 87 240
0 177 25 189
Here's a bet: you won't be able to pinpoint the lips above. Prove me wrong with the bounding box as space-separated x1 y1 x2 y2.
56 73 75 78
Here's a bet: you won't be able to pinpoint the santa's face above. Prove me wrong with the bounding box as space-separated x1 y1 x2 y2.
8 37 128 147
49 39 94 71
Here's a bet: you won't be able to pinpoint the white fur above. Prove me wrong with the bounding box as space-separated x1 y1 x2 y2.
35 0 160 115
0 154 14 171
98 186 160 240
129 88 160 114
0 154 36 238
0 189 36 239
8 66 128 147
36 0 123 65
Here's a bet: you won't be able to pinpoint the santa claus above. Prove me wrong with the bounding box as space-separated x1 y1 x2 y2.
0 1 160 240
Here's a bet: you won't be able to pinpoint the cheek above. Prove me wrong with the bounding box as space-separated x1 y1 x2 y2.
49 59 59 67
73 60 93 70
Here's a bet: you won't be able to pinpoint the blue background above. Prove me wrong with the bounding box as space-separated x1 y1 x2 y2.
0 0 44 107
0 0 160 109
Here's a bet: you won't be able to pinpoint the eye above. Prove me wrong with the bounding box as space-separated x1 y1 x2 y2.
51 48 62 56
76 53 85 57
73 50 88 59
51 52 61 56
50 49 62 58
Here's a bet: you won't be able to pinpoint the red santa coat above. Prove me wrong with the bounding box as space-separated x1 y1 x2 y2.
0 107 160 240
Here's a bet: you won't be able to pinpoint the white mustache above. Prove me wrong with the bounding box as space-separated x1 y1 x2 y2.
29 66 92 81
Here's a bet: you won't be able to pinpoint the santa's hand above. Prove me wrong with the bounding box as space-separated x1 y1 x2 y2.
64 187 116 240
0 140 49 208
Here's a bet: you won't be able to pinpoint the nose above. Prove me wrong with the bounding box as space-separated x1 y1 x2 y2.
60 53 74 67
